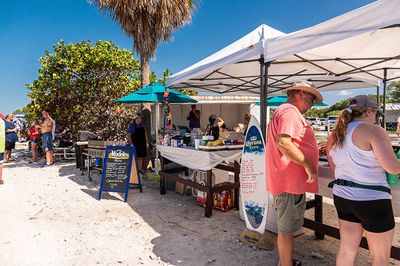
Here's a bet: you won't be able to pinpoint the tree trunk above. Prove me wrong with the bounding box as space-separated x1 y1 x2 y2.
140 54 150 88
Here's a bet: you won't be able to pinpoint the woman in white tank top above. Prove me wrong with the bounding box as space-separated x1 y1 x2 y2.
326 95 400 266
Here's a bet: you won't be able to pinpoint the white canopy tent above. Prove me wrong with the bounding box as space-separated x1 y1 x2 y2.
167 0 400 134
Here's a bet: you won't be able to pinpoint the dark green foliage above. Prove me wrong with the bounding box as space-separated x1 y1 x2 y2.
24 40 141 140
388 81 400 103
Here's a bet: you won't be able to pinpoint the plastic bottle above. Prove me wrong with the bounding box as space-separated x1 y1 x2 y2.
386 149 400 186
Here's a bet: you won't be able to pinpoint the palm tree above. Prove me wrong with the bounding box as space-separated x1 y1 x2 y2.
92 0 197 88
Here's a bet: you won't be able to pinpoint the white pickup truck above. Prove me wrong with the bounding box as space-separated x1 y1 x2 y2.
327 115 339 130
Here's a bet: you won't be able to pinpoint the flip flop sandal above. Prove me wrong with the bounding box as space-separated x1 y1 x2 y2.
293 259 302 266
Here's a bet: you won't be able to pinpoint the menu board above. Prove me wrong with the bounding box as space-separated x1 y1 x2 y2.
240 116 268 234
98 146 137 202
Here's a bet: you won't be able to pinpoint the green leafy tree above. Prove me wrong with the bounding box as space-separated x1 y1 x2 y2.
305 92 393 118
387 81 400 103
24 40 142 140
144 68 196 97
305 98 351 118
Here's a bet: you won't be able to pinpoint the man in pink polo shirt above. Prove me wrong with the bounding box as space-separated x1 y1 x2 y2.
266 81 323 266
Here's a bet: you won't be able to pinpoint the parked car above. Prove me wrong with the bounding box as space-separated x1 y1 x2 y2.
306 117 321 126
327 115 339 130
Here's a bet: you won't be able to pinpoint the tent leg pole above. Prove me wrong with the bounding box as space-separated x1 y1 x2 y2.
376 86 380 106
259 55 267 138
155 103 160 175
383 68 387 130
264 62 270 129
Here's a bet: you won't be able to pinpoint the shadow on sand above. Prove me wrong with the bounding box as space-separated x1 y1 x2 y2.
57 163 278 265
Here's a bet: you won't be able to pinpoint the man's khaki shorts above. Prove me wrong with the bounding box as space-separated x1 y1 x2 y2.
273 192 306 234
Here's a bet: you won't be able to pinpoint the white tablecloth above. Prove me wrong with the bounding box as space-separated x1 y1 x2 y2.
318 163 400 217
157 145 242 171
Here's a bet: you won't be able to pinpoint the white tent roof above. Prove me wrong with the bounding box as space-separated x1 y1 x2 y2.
167 0 400 96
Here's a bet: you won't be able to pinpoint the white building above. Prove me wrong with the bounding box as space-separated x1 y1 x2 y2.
151 95 260 132
385 103 400 123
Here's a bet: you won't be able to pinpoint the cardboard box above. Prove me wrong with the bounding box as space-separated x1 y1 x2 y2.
175 181 191 195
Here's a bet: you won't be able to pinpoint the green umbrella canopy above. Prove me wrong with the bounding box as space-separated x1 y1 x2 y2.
256 96 328 107
116 82 197 104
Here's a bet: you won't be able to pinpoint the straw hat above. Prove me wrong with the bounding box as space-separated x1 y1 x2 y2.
282 80 323 104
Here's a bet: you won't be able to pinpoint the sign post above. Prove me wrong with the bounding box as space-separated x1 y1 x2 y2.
98 145 141 202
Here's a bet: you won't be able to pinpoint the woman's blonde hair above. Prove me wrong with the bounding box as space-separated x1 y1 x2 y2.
330 107 369 149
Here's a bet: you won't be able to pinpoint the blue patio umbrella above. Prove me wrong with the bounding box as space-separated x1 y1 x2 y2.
116 82 197 175
116 82 197 104
256 96 328 107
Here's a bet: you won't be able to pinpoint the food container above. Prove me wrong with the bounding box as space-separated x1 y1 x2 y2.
194 139 201 150
196 189 234 212
386 149 400 186
177 139 184 147
163 135 170 146
171 139 177 147
201 136 209 146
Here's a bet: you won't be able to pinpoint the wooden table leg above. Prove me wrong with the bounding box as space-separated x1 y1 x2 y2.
205 169 213 218
160 156 166 195
234 161 240 210
314 194 324 239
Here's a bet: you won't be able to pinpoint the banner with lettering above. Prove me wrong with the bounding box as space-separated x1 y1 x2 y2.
240 116 268 234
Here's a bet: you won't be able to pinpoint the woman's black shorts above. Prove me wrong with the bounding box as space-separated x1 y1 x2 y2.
5 141 15 150
333 195 395 233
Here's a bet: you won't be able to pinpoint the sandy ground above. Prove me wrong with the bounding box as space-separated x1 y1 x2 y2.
1 154 400 265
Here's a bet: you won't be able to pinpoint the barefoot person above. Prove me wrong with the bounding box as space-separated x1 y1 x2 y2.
40 111 54 167
266 81 322 266
0 118 5 184
327 95 400 265
28 120 40 163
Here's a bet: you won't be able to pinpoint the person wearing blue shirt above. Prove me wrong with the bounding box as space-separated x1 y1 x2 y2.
186 105 201 130
4 114 18 163
0 118 5 184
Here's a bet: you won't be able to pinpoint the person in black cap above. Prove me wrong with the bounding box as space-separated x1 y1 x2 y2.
205 114 220 140
327 95 399 265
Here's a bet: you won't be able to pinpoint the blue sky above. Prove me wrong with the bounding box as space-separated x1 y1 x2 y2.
0 0 375 115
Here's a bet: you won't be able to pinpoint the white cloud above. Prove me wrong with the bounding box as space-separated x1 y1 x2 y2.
339 90 352 96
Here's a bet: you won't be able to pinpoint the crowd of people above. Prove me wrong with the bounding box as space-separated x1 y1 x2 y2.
0 111 56 185
1 81 399 265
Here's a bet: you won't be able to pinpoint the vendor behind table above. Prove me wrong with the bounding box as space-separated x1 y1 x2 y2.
187 104 201 130
127 113 149 172
204 114 220 140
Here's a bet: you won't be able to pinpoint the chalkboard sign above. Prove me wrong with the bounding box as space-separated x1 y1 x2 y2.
98 145 140 202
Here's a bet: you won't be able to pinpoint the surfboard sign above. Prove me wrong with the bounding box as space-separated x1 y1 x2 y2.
240 116 268 234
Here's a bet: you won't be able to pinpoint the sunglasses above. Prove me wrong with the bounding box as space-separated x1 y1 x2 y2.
302 91 316 104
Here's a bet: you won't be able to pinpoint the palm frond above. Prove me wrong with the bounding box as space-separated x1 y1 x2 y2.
91 0 197 59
